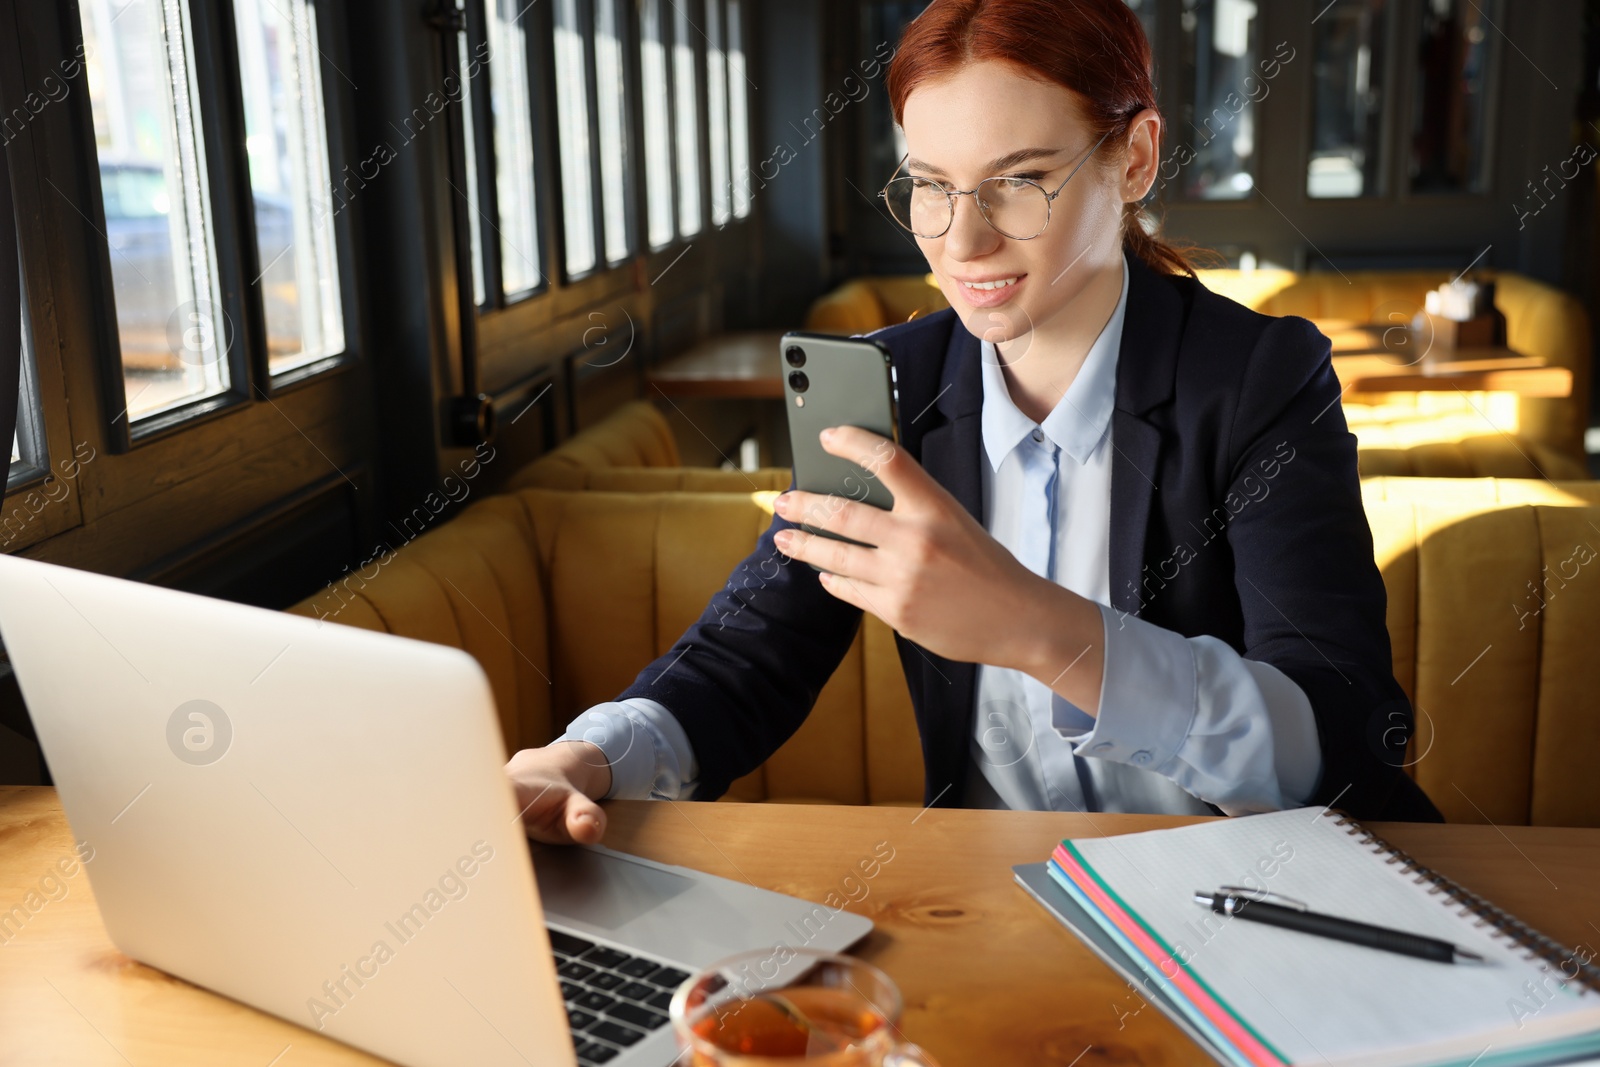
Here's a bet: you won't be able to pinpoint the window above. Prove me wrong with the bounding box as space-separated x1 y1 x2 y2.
671 0 702 237
727 0 751 218
1178 0 1259 199
1410 0 1499 194
487 0 544 296
554 0 598 276
595 0 632 263
706 0 731 226
232 0 346 374
81 0 228 422
640 0 675 248
1308 0 1391 198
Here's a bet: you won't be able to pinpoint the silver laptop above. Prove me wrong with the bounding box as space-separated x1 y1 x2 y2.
0 554 871 1067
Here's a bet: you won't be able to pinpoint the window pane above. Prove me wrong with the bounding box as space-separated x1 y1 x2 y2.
9 312 32 489
232 0 345 375
460 19 487 306
554 0 597 276
1308 0 1389 198
640 0 675 248
1179 0 1259 200
727 0 751 218
595 0 631 263
488 0 544 296
671 0 702 236
706 0 730 227
1410 0 1498 194
82 0 228 421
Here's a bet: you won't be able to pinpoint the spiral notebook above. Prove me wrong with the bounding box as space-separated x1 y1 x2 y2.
1013 807 1600 1067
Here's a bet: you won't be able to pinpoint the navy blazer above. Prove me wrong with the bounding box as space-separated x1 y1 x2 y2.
620 253 1445 822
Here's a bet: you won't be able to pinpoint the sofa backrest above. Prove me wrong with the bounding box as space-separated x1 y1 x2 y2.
505 400 683 491
287 488 924 805
803 276 949 335
1359 478 1600 828
515 465 792 493
288 478 1600 825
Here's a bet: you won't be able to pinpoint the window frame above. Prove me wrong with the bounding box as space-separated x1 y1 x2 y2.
70 0 360 452
2 224 84 553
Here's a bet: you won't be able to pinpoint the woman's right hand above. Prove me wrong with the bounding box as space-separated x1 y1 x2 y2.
504 742 613 845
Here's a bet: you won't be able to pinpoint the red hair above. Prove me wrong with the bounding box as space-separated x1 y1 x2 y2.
886 0 1205 277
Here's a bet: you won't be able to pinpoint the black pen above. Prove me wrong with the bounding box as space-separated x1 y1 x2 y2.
1192 886 1485 964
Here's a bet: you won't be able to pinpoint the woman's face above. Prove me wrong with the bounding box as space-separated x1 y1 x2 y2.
898 59 1152 348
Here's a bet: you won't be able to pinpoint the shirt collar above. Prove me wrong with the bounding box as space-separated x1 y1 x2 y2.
980 251 1128 470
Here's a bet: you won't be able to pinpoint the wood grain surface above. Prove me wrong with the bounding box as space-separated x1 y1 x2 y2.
4 787 1597 1067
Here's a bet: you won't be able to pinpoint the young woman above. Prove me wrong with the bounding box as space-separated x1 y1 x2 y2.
506 0 1441 843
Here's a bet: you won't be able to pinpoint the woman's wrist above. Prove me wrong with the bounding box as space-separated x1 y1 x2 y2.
1007 577 1106 716
551 740 613 799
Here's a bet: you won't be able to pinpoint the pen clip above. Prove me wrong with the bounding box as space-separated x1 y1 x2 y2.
1217 885 1308 911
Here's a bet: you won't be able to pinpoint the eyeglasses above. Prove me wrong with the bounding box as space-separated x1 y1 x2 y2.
878 128 1113 240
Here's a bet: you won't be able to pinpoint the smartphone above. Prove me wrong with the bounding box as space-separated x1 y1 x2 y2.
779 331 899 551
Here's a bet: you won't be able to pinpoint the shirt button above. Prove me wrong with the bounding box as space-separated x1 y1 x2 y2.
1131 749 1153 765
1030 428 1044 443
1091 741 1113 754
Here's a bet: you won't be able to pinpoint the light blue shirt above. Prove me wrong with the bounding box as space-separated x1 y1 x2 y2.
556 253 1323 815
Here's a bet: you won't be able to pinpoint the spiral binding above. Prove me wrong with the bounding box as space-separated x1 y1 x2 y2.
1326 811 1600 995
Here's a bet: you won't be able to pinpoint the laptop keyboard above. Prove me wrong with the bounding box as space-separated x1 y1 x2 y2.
549 929 690 1065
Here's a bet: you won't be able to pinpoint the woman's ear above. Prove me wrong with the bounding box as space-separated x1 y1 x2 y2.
1122 107 1162 204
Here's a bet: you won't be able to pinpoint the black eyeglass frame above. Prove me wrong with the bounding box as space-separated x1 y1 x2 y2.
878 127 1116 240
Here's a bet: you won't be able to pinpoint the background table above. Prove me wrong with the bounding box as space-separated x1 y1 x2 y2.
642 324 1573 402
1316 320 1571 397
645 331 787 400
4 786 1598 1065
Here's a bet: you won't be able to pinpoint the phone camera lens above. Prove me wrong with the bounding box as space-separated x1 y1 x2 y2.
788 370 809 393
785 345 806 368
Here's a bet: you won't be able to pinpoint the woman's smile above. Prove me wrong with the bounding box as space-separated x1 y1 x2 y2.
955 272 1028 308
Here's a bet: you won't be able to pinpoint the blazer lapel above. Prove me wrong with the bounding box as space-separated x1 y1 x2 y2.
1109 256 1187 619
901 316 983 805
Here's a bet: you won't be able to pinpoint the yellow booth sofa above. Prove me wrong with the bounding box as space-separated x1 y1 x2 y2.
805 270 1593 480
289 477 1600 827
289 488 921 805
505 400 790 493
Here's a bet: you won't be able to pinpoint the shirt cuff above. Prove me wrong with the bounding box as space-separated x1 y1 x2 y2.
1063 601 1197 773
553 698 699 800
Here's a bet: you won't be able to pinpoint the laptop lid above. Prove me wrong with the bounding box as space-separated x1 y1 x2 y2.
0 553 575 1067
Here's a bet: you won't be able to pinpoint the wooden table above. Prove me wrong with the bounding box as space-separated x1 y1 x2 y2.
646 331 788 399
1318 321 1572 398
644 324 1572 403
5 786 1599 1066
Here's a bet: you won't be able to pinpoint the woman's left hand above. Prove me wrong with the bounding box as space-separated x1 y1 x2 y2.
772 424 1052 673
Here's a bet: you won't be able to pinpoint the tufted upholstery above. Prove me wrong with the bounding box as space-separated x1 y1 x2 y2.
506 399 792 493
505 400 684 491
803 269 1593 477
289 478 1600 825
803 274 951 335
1355 434 1588 480
1358 478 1600 827
288 488 923 806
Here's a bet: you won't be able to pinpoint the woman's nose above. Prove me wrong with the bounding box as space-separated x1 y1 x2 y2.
940 192 1003 261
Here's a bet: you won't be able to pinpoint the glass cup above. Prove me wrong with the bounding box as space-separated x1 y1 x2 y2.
668 949 939 1066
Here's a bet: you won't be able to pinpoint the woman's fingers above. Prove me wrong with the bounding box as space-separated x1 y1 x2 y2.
564 793 607 844
506 746 608 845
